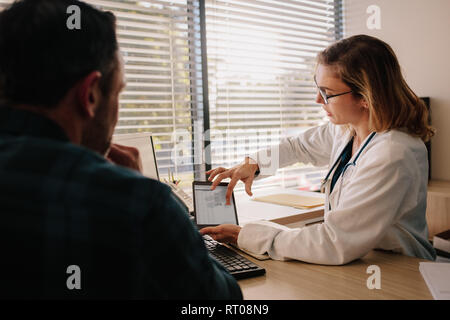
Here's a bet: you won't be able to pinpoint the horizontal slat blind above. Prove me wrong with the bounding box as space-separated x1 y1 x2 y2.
88 0 203 184
205 0 341 191
0 0 343 191
0 0 203 186
0 0 203 184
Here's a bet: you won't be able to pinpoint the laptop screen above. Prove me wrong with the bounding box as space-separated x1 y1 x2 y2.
193 181 238 228
112 133 159 180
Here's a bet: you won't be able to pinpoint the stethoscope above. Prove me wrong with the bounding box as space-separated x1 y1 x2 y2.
320 132 377 194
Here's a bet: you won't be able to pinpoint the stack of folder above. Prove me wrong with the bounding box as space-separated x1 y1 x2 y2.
252 193 324 210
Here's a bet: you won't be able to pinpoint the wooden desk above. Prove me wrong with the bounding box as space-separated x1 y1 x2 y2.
238 250 432 300
234 186 433 299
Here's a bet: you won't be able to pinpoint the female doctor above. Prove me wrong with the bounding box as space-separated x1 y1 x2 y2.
200 35 436 265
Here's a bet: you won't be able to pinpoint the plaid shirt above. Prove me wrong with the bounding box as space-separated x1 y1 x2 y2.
0 107 242 299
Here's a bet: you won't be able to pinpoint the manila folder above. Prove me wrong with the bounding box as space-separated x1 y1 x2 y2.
252 193 324 209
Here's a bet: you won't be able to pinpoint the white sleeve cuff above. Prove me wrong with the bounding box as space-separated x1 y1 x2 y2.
237 221 291 260
247 147 279 177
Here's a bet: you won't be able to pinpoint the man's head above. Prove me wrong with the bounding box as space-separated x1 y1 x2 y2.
0 0 124 154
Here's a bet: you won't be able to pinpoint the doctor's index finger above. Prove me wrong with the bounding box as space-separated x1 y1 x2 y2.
205 168 216 175
225 177 239 205
210 171 231 190
207 167 226 181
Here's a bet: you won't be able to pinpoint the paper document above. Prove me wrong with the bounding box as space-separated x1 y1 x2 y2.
252 193 324 209
419 262 450 300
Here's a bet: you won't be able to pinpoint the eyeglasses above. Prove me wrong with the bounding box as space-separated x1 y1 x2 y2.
314 75 353 105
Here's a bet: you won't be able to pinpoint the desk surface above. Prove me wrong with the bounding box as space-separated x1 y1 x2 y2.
238 250 432 300
232 186 432 299
234 187 325 226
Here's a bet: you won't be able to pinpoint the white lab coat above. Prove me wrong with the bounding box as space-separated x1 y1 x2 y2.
240 122 436 265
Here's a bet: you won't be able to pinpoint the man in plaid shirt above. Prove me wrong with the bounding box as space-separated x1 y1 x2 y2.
0 0 242 299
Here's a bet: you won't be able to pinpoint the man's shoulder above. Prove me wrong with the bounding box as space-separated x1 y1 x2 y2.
4 135 173 212
71 147 172 209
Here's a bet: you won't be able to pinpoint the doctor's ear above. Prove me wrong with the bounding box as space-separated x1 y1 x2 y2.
359 97 370 111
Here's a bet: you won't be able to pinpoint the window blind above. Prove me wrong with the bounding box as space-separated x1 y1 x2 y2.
89 0 204 186
0 0 205 188
205 0 342 191
0 0 343 192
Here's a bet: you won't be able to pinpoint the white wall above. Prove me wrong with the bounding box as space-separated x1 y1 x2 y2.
343 0 450 180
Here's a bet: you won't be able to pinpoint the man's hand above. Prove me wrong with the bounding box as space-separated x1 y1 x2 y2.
106 143 143 173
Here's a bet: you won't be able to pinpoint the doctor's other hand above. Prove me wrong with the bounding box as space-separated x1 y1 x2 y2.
199 224 242 245
206 157 259 205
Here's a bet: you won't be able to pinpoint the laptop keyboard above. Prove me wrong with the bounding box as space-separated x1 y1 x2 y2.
203 235 265 280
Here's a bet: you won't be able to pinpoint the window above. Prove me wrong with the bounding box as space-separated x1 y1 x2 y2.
91 0 204 189
0 0 343 191
205 0 342 191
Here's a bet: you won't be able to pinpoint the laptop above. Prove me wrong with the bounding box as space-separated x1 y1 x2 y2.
113 136 265 279
112 133 194 213
192 181 266 279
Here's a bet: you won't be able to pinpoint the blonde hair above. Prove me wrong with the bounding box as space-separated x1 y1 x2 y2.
317 35 434 142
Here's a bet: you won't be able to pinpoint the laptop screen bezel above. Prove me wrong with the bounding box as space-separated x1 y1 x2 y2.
192 180 239 229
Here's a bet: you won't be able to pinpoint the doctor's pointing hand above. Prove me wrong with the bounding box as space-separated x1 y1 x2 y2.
200 34 436 265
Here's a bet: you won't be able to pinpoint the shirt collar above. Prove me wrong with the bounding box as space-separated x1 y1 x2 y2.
0 106 70 142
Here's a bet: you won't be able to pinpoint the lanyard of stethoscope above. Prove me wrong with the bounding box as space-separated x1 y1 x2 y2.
320 153 342 193
320 132 377 193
